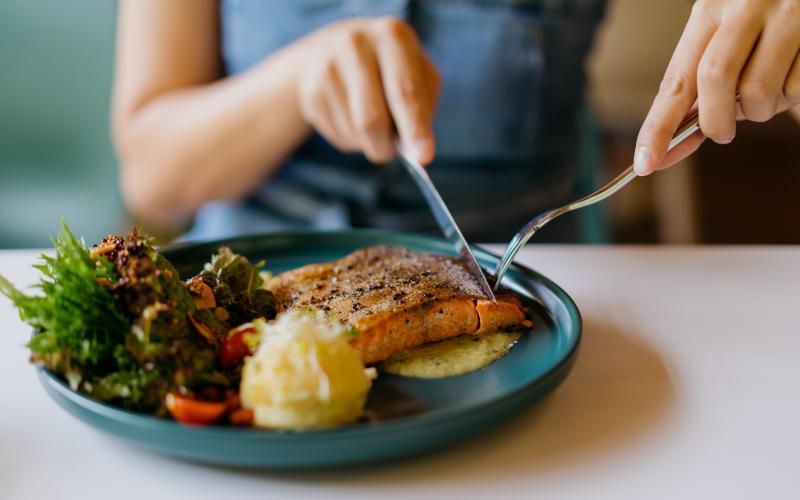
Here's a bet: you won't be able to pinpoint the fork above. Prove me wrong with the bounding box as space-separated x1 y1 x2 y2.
493 112 702 290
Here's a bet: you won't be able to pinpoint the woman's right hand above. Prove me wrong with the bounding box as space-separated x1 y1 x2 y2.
298 17 441 165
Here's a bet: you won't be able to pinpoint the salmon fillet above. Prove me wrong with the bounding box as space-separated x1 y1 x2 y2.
266 246 531 364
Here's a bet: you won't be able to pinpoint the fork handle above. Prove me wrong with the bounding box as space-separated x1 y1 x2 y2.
492 112 701 290
569 111 700 213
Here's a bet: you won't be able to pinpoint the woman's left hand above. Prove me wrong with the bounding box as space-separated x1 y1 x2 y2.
635 0 800 176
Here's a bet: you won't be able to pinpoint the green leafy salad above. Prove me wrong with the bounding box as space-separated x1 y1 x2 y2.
0 223 277 421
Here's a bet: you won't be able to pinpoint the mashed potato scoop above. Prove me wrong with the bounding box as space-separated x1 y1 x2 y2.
240 310 376 430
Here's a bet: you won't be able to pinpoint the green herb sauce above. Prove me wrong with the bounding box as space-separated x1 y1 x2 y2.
378 331 522 378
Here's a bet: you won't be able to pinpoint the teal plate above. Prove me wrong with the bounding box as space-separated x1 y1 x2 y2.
37 230 581 469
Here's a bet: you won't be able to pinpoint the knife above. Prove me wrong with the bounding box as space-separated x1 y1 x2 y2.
397 145 497 302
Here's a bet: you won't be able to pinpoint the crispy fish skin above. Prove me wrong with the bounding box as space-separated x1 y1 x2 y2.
266 246 529 363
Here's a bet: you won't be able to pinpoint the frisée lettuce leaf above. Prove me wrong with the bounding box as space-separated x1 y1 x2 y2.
0 222 130 388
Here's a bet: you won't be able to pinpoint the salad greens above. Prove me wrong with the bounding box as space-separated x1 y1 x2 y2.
0 223 276 412
0 223 129 389
197 246 276 325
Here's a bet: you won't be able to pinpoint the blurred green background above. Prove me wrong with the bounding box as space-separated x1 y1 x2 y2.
0 0 125 248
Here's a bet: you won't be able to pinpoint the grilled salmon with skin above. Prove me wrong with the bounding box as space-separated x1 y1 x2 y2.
266 246 531 364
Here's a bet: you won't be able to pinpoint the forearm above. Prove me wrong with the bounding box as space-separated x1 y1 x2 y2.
114 43 311 231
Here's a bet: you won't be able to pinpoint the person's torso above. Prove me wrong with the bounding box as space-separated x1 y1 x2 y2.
202 0 606 241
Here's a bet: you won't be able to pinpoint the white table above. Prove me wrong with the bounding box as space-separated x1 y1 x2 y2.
2 246 799 500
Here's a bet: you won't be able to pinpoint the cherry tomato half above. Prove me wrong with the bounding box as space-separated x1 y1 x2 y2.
165 391 228 425
219 325 256 369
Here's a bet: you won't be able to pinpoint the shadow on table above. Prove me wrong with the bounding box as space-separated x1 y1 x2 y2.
176 316 676 487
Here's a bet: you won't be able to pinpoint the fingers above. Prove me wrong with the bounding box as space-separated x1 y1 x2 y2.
634 3 716 175
658 131 706 170
739 8 800 122
312 97 348 152
420 51 442 117
696 10 762 145
299 61 356 153
636 0 800 177
298 18 439 164
784 48 800 105
652 101 707 172
336 30 395 163
371 17 437 164
323 66 359 152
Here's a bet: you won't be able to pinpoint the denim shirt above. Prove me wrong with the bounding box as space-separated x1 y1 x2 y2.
187 0 607 242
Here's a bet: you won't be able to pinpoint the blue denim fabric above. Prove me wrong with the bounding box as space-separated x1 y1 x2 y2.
185 0 607 243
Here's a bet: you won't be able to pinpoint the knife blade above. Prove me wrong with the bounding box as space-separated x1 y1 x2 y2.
397 146 497 302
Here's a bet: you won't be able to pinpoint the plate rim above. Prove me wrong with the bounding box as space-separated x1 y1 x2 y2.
36 229 582 441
